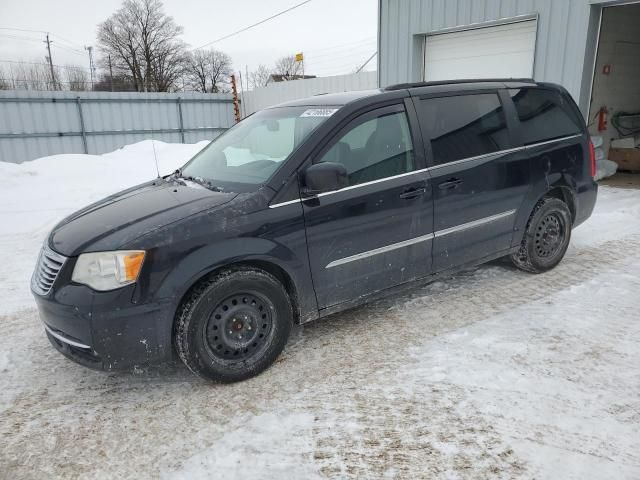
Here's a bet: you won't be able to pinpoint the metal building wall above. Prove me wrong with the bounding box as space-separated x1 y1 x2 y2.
378 0 603 113
0 90 235 164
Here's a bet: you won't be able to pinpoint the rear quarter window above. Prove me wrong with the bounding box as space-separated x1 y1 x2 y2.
509 88 583 145
416 93 511 166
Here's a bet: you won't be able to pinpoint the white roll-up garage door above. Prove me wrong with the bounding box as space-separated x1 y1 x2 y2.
423 19 537 81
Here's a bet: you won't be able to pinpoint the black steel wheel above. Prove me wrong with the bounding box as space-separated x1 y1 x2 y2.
511 197 572 273
534 213 564 259
175 267 292 383
204 292 274 362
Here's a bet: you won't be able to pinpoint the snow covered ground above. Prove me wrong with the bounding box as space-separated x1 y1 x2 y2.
0 140 208 316
1 143 640 479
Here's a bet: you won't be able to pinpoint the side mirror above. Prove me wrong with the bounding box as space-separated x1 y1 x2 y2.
303 162 348 195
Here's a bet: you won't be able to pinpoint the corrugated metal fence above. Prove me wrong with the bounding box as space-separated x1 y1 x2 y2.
0 90 235 164
241 71 378 116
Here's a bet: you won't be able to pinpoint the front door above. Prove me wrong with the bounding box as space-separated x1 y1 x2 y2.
302 103 434 309
413 91 530 271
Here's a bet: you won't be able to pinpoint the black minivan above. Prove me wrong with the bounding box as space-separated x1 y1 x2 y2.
32 79 597 382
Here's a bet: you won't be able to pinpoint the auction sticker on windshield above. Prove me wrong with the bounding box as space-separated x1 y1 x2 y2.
300 108 338 118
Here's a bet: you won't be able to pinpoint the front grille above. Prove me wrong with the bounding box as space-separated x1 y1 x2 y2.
31 245 67 295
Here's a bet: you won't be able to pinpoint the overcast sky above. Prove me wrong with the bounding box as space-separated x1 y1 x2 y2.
0 0 378 83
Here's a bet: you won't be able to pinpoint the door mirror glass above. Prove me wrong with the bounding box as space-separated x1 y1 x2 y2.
303 162 348 195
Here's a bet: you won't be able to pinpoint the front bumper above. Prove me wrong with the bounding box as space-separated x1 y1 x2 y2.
33 282 175 371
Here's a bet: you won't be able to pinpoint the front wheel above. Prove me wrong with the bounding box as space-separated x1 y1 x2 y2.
511 197 572 273
175 267 292 383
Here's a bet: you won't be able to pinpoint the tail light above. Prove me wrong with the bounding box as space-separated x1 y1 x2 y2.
589 139 596 178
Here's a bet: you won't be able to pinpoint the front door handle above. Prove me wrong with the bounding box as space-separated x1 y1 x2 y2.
399 187 427 199
438 178 463 190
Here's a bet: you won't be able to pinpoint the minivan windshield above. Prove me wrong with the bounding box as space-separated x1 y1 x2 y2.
181 106 339 186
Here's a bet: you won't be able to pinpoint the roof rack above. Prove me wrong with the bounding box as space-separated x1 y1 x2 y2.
384 78 536 91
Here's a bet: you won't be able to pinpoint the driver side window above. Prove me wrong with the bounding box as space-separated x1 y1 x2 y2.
318 108 415 186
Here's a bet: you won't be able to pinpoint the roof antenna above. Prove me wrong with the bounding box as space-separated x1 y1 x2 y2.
146 93 161 178
151 137 160 178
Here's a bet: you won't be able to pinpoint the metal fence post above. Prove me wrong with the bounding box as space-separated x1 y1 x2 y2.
75 96 88 154
177 97 185 143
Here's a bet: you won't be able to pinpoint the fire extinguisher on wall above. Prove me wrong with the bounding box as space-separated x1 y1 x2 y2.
598 106 608 132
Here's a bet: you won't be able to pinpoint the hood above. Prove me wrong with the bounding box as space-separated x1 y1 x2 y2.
50 179 238 256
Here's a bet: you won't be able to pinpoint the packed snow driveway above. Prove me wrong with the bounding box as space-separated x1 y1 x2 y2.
1 145 639 479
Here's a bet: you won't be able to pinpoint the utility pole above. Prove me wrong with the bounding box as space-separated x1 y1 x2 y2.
44 33 57 90
108 54 114 91
230 74 241 123
85 46 95 89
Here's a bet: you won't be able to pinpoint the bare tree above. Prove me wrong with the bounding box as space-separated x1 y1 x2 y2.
272 55 302 81
65 66 90 91
185 49 232 93
249 64 272 89
0 67 10 90
93 72 136 91
97 0 188 92
5 62 59 90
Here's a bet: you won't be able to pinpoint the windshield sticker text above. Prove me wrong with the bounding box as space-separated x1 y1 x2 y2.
300 108 338 118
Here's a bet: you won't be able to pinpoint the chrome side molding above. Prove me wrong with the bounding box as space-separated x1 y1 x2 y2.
325 233 434 269
324 209 516 268
434 210 516 238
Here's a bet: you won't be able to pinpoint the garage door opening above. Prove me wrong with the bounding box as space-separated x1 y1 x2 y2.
589 2 640 177
423 17 537 82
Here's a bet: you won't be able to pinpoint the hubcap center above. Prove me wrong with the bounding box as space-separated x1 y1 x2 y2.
232 319 244 331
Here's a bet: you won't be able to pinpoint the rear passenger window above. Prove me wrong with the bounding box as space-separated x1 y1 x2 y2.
509 88 582 145
417 94 510 165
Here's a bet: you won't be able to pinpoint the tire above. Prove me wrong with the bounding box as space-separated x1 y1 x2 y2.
174 266 292 383
510 197 572 274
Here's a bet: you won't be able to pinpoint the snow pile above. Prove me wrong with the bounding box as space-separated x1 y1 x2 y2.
0 140 208 315
595 159 618 181
591 135 618 181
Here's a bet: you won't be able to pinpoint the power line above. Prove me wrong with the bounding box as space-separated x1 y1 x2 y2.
305 44 377 64
194 0 313 49
0 33 43 43
303 37 376 56
0 27 85 49
0 59 92 71
305 47 378 68
308 52 377 76
356 52 377 73
50 33 85 49
52 43 86 56
0 26 46 34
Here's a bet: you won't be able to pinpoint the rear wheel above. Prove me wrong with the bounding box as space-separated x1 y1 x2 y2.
511 197 572 273
175 267 292 383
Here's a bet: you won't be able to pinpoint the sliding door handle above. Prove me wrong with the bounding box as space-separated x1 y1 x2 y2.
438 178 463 190
399 187 427 199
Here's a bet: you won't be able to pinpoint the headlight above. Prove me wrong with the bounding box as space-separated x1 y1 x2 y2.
72 250 146 291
